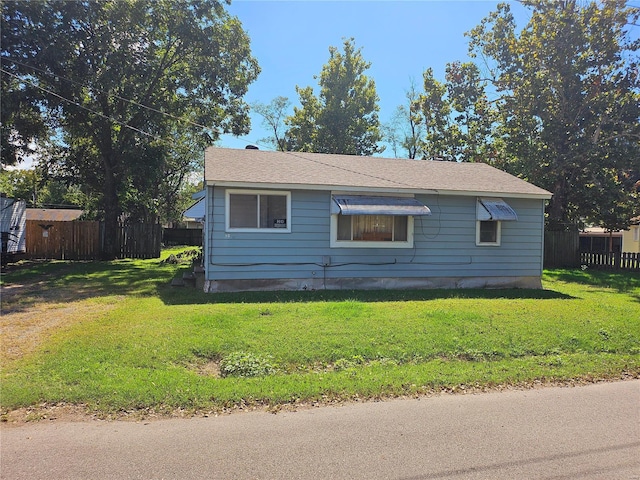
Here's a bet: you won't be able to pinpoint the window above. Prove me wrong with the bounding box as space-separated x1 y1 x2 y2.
226 190 290 232
337 215 408 242
476 198 517 247
634 226 639 242
331 214 414 248
477 220 501 246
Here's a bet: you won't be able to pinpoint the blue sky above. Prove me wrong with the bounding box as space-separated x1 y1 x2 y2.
217 0 532 152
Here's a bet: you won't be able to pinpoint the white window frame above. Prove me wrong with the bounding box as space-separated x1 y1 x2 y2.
476 220 502 246
225 189 291 233
633 226 639 242
330 214 414 249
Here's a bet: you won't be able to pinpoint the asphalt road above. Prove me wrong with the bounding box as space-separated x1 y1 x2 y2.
1 380 639 480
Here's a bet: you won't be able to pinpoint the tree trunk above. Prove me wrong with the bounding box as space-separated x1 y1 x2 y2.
100 147 120 260
101 173 119 260
548 175 568 226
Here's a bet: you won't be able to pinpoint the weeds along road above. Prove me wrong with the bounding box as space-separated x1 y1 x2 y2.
1 380 639 480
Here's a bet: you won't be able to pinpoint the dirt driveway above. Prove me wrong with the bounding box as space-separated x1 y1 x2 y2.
1 271 119 362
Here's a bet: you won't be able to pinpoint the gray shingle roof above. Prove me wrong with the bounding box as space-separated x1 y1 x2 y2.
205 148 552 198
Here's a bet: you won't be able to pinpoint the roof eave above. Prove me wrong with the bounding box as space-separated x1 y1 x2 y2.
206 180 552 200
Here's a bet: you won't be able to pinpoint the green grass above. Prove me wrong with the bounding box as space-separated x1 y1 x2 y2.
1 251 638 416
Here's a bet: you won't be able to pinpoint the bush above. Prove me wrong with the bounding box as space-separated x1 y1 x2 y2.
219 351 276 378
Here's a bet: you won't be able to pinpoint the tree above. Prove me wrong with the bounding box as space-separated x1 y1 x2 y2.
0 166 89 208
417 68 452 160
286 38 383 156
252 96 291 151
467 0 640 228
384 80 424 159
0 2 50 168
2 0 259 258
444 61 495 163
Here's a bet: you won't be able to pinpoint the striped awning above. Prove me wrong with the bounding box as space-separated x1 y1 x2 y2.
477 198 518 221
332 195 431 216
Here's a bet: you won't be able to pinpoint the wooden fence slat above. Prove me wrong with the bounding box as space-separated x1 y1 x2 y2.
580 251 640 271
544 229 580 268
26 220 160 260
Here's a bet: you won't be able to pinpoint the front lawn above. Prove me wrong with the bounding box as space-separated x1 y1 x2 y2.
1 249 638 418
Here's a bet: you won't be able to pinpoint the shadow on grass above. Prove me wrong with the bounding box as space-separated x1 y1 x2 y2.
544 269 640 294
2 258 580 311
158 285 575 305
1 259 186 314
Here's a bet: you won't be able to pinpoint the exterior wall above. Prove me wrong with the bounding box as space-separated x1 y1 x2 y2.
1 197 27 254
622 226 640 253
205 187 546 291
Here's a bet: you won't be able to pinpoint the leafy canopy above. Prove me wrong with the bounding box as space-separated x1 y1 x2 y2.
467 0 639 228
286 38 383 156
1 0 259 256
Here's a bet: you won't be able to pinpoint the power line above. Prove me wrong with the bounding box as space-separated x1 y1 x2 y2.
3 57 218 136
2 67 165 142
3 60 420 191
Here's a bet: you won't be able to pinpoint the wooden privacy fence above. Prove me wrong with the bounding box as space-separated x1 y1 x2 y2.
26 220 161 260
115 223 162 259
580 252 640 271
162 228 203 246
26 220 100 260
544 229 580 268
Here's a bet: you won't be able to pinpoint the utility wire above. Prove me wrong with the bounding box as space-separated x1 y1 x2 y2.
3 60 435 193
2 67 164 142
3 57 217 134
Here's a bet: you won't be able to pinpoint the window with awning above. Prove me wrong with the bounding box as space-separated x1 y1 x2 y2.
330 195 430 248
476 198 516 246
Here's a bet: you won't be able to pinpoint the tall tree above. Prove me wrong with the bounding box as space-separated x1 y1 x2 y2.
384 80 424 159
2 0 259 258
417 68 452 160
286 38 383 156
252 96 291 151
444 61 495 163
467 0 640 228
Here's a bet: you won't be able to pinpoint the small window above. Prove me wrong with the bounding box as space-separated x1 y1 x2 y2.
476 220 501 246
226 190 290 232
332 214 413 248
634 226 639 242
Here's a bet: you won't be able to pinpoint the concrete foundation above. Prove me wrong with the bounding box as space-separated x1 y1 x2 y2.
203 276 543 293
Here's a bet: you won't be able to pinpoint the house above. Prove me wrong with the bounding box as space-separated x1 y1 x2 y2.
580 218 640 254
1 195 27 255
202 148 552 292
621 218 640 254
181 190 206 229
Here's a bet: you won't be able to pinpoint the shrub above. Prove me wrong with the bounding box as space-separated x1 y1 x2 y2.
219 351 276 378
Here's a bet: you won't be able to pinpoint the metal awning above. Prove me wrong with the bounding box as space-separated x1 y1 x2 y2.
477 198 518 221
331 195 431 216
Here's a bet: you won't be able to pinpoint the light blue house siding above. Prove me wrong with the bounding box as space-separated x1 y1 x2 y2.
204 186 545 292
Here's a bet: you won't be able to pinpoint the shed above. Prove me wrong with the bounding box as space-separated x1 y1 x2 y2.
1 196 27 255
26 208 83 222
202 148 552 292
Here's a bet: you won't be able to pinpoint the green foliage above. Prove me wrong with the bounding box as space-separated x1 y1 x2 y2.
286 38 383 156
252 96 291 151
467 0 640 226
2 0 259 257
219 352 276 378
415 63 494 162
383 81 424 159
